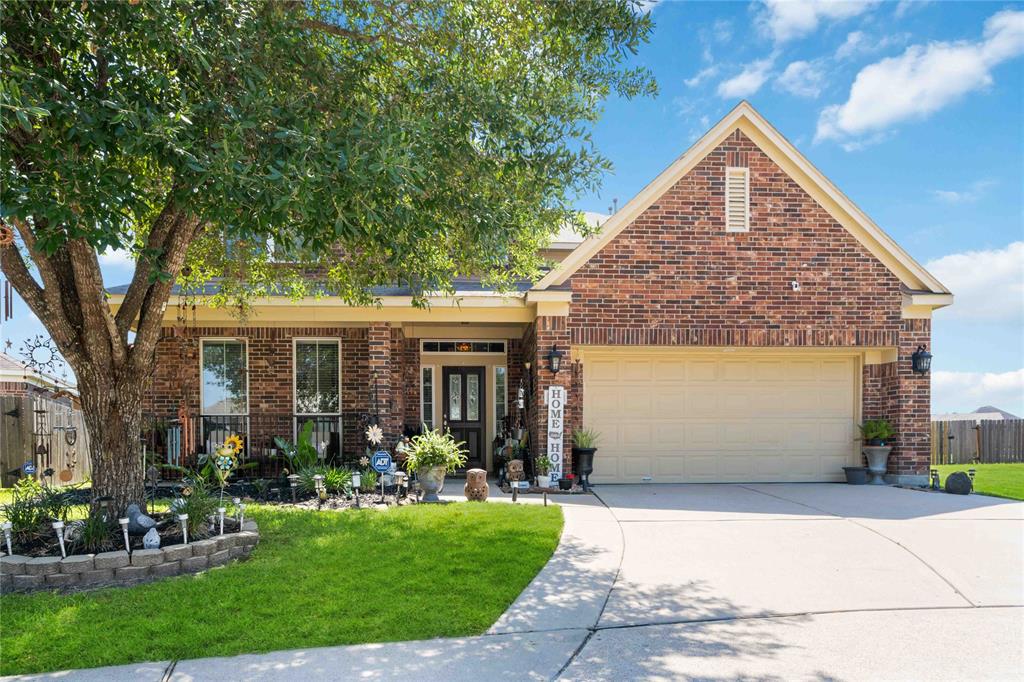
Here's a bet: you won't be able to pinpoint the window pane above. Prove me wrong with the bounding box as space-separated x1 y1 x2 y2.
202 341 246 415
449 374 462 420
422 367 434 430
495 367 507 426
295 341 339 415
317 343 339 413
467 374 479 421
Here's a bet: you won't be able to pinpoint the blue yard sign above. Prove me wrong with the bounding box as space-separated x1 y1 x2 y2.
371 451 392 474
22 461 36 476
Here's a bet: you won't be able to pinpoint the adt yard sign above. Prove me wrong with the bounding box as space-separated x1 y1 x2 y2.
371 451 392 474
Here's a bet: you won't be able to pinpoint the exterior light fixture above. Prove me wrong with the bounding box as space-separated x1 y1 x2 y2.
352 471 361 508
911 345 932 374
2 521 12 555
288 474 299 502
177 513 189 545
52 521 66 558
119 517 131 552
546 345 565 374
217 507 226 535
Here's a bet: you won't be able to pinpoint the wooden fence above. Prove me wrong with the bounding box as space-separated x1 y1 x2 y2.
930 419 1024 465
0 395 92 488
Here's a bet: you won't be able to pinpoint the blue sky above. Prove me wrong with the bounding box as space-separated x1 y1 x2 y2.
1 0 1022 415
577 0 1024 415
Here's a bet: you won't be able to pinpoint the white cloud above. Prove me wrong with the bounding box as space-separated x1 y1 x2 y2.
98 248 135 269
816 9 1024 143
835 30 910 60
758 0 878 44
927 241 1024 321
931 179 997 204
776 59 826 97
685 66 719 88
894 0 931 20
933 369 1024 415
717 58 774 98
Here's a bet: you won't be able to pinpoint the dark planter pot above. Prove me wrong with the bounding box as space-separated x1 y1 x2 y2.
843 466 869 485
558 478 574 491
572 447 597 491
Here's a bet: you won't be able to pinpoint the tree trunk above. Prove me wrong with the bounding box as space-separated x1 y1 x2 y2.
78 367 145 514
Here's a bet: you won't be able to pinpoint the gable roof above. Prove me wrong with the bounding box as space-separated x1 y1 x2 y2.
535 101 952 299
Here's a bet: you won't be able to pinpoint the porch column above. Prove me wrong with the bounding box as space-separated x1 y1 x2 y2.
526 315 574 478
367 322 402 447
892 319 931 484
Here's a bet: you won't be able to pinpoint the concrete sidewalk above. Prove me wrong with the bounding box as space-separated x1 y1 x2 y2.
6 484 1022 681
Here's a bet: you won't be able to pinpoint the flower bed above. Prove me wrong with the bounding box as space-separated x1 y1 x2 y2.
1 521 259 594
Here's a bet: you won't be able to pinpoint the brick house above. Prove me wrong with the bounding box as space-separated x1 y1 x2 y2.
113 102 952 485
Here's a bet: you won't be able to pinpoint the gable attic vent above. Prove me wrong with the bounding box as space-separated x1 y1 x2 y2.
725 166 750 233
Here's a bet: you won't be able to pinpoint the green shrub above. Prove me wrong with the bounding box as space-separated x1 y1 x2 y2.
403 426 467 473
859 419 895 443
571 427 601 449
359 469 378 492
274 421 320 472
174 477 220 538
73 512 115 554
296 465 351 495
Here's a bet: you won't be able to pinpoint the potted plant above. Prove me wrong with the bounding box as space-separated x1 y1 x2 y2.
403 425 467 502
535 456 551 489
859 419 895 485
571 427 601 491
558 473 576 491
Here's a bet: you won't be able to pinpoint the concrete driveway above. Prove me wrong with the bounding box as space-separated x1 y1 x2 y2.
12 484 1021 681
560 483 1024 680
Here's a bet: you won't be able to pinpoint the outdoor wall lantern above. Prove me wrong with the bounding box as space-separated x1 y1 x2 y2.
547 345 565 374
911 345 932 374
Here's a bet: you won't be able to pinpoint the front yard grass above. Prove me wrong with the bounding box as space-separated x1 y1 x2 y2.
934 463 1024 501
0 502 563 675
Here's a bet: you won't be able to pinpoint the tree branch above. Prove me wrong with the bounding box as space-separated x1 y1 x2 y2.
67 238 126 367
114 198 181 338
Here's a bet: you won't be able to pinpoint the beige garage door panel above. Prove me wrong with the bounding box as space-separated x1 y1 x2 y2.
585 352 858 483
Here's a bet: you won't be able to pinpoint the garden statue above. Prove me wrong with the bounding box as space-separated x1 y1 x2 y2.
143 527 161 549
125 503 156 535
507 459 524 483
464 468 489 501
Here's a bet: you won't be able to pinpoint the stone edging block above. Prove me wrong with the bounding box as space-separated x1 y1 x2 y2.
3 521 259 595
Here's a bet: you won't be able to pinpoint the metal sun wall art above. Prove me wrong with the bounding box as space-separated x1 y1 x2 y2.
20 334 62 376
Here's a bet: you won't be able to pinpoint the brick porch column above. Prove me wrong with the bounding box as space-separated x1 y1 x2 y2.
892 319 931 484
367 322 401 447
526 316 574 478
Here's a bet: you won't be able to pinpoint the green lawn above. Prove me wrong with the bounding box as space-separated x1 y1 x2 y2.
0 502 563 675
935 463 1024 501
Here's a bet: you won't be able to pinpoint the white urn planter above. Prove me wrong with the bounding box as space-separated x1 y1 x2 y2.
537 474 551 489
862 446 892 485
417 465 447 502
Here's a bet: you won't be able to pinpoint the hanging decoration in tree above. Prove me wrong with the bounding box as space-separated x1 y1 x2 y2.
3 279 13 322
20 334 62 376
0 223 13 247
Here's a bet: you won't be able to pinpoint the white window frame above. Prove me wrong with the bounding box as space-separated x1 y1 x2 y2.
493 365 507 436
421 364 437 430
725 166 750 233
199 338 249 416
292 338 342 417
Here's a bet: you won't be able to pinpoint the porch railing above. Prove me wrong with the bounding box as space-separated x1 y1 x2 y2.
142 413 342 479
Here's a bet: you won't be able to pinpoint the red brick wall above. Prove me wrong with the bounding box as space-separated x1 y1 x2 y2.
566 129 929 477
145 326 371 457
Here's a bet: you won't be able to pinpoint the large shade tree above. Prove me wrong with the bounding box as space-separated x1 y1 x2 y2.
1 0 655 511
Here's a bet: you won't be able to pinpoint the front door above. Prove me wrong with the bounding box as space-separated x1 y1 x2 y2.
442 366 485 471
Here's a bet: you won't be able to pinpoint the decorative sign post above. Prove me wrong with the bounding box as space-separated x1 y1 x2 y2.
545 386 566 483
372 451 392 503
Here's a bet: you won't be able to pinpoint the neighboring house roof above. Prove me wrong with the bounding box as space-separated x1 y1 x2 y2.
933 405 1022 422
0 352 78 395
533 101 952 307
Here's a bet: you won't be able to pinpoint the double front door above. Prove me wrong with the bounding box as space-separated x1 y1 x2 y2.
442 366 485 471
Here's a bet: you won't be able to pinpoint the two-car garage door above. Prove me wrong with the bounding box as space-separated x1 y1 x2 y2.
583 350 858 483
